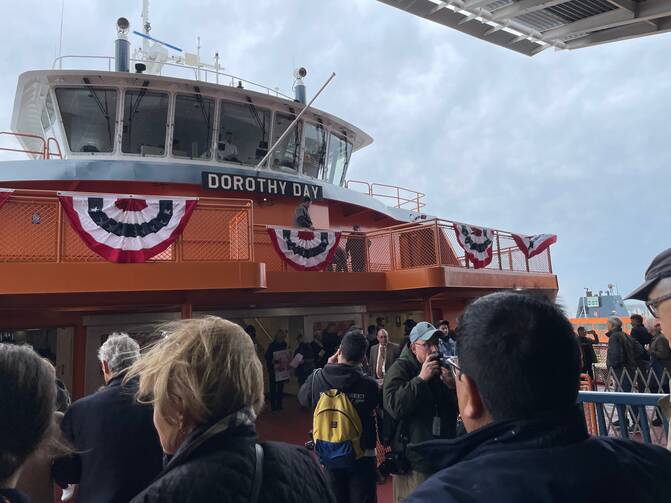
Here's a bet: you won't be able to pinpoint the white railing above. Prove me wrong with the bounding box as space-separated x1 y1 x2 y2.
51 55 294 100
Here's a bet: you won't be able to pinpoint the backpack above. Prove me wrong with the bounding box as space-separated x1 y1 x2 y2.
312 371 364 470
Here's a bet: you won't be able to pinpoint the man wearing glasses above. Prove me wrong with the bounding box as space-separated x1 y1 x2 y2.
627 247 671 450
382 322 458 502
404 292 671 503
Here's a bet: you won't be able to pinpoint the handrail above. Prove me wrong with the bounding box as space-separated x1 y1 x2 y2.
51 55 294 100
345 179 426 212
0 132 47 159
0 132 63 160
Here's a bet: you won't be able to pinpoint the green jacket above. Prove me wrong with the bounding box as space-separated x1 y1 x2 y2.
382 345 458 474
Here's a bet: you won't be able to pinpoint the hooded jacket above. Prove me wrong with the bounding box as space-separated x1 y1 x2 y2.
298 363 380 452
405 407 671 503
382 345 458 474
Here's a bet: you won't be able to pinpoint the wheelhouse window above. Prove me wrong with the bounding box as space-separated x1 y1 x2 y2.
325 133 352 185
302 122 326 178
172 93 215 159
216 101 270 165
122 90 169 156
55 87 117 153
270 113 302 171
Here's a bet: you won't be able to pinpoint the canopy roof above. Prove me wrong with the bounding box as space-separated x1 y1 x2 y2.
378 0 671 55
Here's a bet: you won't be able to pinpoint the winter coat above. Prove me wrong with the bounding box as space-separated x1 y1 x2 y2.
130 422 335 503
631 324 653 347
265 340 288 382
293 205 313 228
382 345 458 474
651 334 671 374
294 341 322 383
405 407 671 503
606 330 637 373
53 376 163 503
298 363 381 451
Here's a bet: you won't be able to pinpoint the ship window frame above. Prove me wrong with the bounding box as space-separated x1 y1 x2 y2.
54 85 119 155
301 120 327 179
324 132 352 187
120 87 171 158
269 111 303 173
170 92 216 161
215 98 272 167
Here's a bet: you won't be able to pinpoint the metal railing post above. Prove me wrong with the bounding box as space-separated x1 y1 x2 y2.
547 249 553 273
56 203 63 263
433 220 440 266
496 233 502 270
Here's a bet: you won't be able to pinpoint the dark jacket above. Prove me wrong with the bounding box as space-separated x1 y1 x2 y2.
293 205 313 228
321 330 341 362
606 330 637 372
382 345 458 473
631 324 653 347
53 376 163 503
651 334 671 373
578 335 598 372
265 340 288 381
298 363 381 451
405 407 671 503
294 341 322 382
130 423 335 503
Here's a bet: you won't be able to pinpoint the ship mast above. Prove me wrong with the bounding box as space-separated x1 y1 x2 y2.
141 0 150 53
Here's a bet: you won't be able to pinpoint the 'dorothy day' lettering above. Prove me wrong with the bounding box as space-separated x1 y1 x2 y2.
201 171 323 200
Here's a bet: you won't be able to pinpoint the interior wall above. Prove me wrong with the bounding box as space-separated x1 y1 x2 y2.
365 310 424 344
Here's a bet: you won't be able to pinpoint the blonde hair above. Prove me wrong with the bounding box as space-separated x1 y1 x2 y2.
126 317 264 426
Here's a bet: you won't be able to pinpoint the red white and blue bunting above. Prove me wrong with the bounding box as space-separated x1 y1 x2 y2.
58 193 197 263
267 227 342 271
453 222 494 269
512 233 557 259
0 188 14 209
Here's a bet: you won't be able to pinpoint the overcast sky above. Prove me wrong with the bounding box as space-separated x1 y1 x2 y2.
1 0 669 314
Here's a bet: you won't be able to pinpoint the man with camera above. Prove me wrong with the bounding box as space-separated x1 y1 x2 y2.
382 322 458 503
298 329 381 503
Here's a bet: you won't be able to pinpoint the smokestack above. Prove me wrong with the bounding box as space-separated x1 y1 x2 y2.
115 17 130 72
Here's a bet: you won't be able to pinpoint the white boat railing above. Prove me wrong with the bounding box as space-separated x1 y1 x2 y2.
51 55 294 100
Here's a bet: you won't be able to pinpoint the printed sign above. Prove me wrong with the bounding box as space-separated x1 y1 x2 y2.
273 349 291 382
202 172 323 200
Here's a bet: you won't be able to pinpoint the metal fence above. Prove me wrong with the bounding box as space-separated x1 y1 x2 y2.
0 190 253 263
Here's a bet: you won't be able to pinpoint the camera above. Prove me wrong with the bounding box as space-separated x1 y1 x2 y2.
429 350 449 368
379 451 411 476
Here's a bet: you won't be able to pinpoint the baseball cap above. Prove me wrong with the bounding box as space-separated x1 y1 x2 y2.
409 322 441 344
626 247 671 301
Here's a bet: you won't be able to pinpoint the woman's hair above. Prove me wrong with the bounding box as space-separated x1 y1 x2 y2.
0 344 57 483
127 316 265 427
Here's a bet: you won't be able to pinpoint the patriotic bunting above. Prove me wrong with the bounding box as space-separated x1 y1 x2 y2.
453 222 494 269
58 193 197 263
512 233 557 259
267 227 342 271
0 188 14 210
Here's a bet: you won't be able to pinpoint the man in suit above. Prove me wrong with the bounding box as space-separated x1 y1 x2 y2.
370 329 399 381
53 334 163 503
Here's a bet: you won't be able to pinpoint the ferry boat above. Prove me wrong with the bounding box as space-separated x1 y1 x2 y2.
0 8 558 400
569 288 633 342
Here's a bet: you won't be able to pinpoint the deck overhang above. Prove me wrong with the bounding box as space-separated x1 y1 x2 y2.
378 0 671 56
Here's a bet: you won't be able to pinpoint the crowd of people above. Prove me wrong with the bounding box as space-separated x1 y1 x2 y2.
2 248 671 503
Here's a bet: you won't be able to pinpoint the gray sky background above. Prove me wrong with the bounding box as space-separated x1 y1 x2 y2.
1 0 669 314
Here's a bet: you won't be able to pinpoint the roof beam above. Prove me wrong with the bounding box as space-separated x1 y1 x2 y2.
605 0 638 13
491 0 572 20
540 0 671 41
462 0 495 10
565 15 671 48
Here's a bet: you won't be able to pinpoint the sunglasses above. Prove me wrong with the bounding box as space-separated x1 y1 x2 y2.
646 292 671 319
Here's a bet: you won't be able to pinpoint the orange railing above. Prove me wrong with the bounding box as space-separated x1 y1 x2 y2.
346 180 426 212
0 189 552 275
363 219 553 274
0 189 253 263
254 219 553 275
0 132 63 160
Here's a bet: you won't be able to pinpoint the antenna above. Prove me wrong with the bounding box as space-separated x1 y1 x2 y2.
58 0 65 68
141 0 151 52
